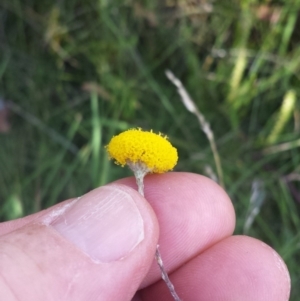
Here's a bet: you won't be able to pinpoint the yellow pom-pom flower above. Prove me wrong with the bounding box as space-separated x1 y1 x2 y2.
106 128 181 300
106 128 178 174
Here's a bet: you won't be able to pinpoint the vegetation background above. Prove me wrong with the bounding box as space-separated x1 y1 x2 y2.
0 0 299 299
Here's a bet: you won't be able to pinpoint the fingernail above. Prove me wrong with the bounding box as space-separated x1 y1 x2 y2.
51 185 144 262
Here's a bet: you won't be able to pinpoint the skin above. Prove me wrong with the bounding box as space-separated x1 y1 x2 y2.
0 172 291 300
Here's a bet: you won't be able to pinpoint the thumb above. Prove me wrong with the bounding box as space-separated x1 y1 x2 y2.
0 184 159 301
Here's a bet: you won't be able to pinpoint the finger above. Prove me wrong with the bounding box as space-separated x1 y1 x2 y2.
0 199 75 236
116 172 236 287
0 184 159 301
139 235 291 301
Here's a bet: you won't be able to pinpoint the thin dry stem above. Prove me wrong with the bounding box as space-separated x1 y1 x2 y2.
165 69 224 188
263 138 300 155
129 163 182 301
155 246 182 301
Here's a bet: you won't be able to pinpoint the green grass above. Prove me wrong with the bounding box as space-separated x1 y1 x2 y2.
1 0 300 299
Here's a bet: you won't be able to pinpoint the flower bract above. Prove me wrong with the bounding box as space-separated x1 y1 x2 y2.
106 128 178 173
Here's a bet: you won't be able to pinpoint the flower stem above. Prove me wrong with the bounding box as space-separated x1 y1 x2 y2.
155 245 182 301
131 164 182 301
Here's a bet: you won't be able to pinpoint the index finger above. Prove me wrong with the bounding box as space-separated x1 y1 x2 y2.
115 172 236 287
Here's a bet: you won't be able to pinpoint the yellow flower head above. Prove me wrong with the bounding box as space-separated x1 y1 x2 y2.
106 128 178 173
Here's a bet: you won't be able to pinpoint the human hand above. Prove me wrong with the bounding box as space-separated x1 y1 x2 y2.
0 172 290 300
